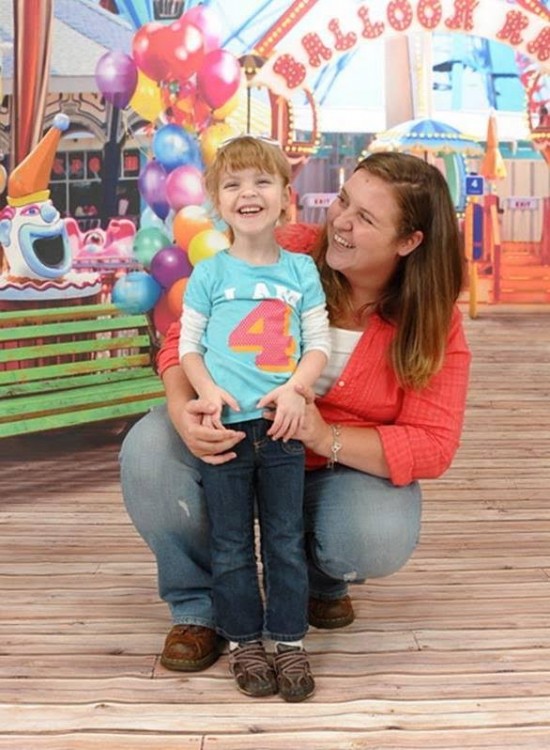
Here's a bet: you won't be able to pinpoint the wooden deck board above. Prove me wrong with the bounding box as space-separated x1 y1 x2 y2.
1 308 549 748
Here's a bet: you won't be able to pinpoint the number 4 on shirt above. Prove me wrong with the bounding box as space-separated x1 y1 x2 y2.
228 299 297 372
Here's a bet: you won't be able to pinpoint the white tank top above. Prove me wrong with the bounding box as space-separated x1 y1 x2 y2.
315 327 362 396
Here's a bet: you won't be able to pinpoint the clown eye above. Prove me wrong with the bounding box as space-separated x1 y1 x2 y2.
21 205 41 216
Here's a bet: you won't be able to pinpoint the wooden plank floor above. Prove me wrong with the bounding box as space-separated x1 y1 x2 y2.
1 307 549 749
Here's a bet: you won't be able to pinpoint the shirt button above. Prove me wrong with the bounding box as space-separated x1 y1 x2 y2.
338 380 345 387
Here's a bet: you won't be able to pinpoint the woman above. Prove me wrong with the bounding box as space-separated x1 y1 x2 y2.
120 151 471 674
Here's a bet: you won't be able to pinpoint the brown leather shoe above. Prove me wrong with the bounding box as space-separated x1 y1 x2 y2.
308 595 355 629
160 624 223 672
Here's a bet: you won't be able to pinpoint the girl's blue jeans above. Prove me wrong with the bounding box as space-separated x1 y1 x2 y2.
120 405 422 630
200 418 307 643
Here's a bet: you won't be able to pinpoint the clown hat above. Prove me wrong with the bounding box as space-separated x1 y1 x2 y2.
7 113 70 207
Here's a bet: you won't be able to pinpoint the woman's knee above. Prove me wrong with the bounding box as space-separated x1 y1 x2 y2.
307 469 422 581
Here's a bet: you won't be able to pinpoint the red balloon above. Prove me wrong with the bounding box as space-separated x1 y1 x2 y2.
164 19 205 82
153 292 178 335
132 22 171 82
197 50 241 110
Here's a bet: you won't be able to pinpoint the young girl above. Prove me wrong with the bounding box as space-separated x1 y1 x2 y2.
178 136 330 701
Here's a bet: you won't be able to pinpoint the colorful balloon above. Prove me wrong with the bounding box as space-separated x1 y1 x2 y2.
184 5 223 54
150 244 193 288
153 292 179 335
200 121 238 166
153 124 200 172
173 205 214 250
132 227 171 268
112 271 162 314
166 277 189 318
197 50 242 110
132 22 170 83
138 160 169 220
165 165 205 211
188 228 229 266
95 51 138 109
163 18 205 83
130 70 163 122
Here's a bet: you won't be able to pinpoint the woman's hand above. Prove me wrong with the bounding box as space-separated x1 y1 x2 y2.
170 397 245 465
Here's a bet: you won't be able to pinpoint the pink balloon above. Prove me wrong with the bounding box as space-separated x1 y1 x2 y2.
197 50 241 110
184 5 223 54
165 165 205 211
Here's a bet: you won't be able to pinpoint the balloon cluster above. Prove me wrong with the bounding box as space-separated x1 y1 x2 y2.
94 5 240 331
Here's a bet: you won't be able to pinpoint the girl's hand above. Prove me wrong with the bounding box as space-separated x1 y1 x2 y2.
258 384 306 441
197 386 240 430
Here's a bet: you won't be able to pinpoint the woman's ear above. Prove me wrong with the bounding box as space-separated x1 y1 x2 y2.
397 230 424 258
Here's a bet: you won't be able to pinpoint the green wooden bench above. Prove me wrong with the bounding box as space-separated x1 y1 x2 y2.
0 303 166 438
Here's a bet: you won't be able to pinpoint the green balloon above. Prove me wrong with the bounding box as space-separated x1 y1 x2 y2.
133 227 171 269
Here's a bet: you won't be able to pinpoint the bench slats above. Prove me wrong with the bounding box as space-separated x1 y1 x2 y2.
0 376 164 421
0 303 121 326
0 365 154 398
0 393 166 438
0 314 153 343
0 353 151 388
0 303 165 438
0 333 151 364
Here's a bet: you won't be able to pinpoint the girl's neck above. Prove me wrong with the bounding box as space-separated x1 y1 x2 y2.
229 234 280 265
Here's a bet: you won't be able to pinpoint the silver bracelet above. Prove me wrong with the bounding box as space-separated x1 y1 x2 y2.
327 424 342 469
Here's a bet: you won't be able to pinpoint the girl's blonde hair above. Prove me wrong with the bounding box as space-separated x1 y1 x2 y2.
312 152 466 390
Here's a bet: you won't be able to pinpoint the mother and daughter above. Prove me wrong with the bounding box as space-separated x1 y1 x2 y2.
120 137 471 702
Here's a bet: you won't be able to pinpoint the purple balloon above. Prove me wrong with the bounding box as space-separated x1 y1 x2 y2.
150 245 193 288
95 51 138 109
138 160 170 220
165 165 205 211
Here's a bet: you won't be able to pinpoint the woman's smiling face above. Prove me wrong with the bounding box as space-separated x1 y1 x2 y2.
326 169 419 290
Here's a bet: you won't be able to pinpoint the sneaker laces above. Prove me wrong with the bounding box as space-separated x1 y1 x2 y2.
229 642 270 677
275 647 312 680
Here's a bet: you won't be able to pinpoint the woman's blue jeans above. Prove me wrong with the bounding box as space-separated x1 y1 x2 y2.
120 405 422 630
200 418 307 643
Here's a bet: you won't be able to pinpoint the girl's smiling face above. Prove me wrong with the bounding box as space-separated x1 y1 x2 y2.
217 167 290 239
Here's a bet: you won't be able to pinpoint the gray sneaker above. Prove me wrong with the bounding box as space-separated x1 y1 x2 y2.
228 641 278 697
273 645 315 702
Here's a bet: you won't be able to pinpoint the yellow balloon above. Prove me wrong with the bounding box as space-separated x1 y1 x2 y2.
188 229 230 266
0 164 7 194
200 122 239 167
212 92 240 121
130 71 163 123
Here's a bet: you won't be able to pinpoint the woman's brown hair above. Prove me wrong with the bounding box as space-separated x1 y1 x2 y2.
313 151 465 389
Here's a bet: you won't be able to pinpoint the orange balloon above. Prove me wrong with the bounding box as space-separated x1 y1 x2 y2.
200 121 238 166
166 277 188 318
173 205 214 250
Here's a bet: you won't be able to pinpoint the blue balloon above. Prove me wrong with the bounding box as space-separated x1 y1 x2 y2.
152 124 200 172
112 271 162 314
